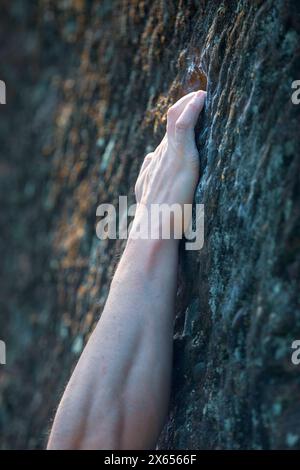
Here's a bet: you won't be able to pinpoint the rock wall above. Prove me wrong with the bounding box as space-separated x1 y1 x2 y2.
0 0 299 449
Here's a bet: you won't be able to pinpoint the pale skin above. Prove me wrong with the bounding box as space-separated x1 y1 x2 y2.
47 90 206 450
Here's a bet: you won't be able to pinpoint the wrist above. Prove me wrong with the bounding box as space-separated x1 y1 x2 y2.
129 204 183 245
124 228 179 279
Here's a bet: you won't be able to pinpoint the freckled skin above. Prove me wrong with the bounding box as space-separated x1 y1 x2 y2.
47 90 206 450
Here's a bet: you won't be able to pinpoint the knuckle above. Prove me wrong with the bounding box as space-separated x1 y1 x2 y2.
141 154 153 173
167 105 176 121
175 119 188 132
134 180 140 195
188 99 198 110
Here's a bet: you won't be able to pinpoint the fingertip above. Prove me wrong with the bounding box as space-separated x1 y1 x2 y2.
196 90 207 102
193 90 206 111
185 90 198 99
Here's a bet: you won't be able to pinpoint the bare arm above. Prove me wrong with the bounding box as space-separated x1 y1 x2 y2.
47 90 206 450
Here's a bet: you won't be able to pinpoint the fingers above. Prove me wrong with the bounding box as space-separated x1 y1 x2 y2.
139 91 206 184
167 90 206 147
139 152 154 175
166 91 198 136
139 133 167 176
175 90 206 147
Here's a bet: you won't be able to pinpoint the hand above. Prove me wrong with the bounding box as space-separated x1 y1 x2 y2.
133 90 206 239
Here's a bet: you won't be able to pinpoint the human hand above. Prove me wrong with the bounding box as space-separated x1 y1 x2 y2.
133 90 206 239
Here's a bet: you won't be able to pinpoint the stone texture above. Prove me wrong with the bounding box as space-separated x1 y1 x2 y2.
0 0 299 449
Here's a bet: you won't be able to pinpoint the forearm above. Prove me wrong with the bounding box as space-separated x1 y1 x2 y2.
48 236 178 450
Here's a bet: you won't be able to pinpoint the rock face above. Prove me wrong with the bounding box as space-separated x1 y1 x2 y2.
0 0 300 449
